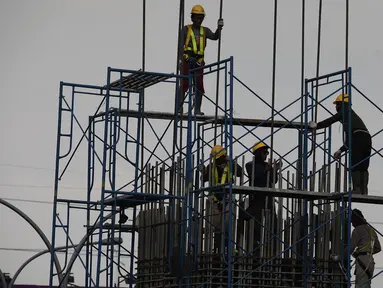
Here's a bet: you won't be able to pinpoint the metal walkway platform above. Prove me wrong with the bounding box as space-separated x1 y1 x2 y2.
105 70 174 90
100 185 383 207
102 192 185 208
228 186 383 205
94 108 304 129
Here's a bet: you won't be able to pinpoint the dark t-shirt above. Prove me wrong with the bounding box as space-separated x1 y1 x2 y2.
317 105 367 151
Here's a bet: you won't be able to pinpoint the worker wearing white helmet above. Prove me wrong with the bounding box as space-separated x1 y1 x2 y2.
180 5 224 115
309 94 371 195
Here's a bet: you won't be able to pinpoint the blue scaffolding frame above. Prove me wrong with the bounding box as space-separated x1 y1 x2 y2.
50 54 383 287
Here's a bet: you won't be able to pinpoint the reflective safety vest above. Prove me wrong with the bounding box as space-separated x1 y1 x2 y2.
357 227 375 254
211 163 231 203
213 163 231 185
184 25 206 59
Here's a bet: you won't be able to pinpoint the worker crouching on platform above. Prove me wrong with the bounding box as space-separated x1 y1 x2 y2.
332 209 381 287
242 142 282 252
181 5 223 115
200 145 243 253
309 94 372 195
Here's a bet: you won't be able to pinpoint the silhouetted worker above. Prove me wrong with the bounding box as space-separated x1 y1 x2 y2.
180 5 224 115
309 94 372 195
332 209 381 287
200 145 242 252
243 142 282 255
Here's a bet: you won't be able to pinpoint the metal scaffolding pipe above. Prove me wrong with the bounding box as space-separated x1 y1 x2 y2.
0 199 63 284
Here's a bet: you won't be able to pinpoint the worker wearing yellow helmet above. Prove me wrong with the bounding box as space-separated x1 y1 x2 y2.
180 5 224 115
242 141 282 253
200 144 243 253
200 145 243 187
308 93 371 195
245 141 282 187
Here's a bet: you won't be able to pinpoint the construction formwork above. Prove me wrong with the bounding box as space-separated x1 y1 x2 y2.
49 50 383 288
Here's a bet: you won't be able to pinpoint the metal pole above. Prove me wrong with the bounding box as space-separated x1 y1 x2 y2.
270 0 278 169
140 0 146 193
49 82 65 287
346 67 353 288
345 0 349 71
172 0 185 167
312 0 323 171
227 56 234 286
298 0 305 191
213 0 224 144
95 67 112 287
0 270 6 288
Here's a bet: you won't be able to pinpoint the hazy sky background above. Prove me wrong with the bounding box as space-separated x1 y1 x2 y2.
1 0 383 286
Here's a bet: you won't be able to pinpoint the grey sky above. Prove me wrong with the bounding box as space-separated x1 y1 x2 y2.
1 0 383 286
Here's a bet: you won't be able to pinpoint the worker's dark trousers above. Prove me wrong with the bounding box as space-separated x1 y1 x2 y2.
179 60 205 113
243 195 277 258
351 131 372 195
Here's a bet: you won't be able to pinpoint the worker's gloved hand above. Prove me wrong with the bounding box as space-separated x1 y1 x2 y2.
217 18 224 29
275 159 283 170
334 149 342 159
196 58 203 66
330 254 340 262
187 57 197 68
199 160 206 173
308 121 317 130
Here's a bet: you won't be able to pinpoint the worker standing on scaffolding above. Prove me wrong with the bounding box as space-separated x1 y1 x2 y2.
200 145 242 253
242 142 282 254
308 94 372 195
332 209 381 287
180 4 224 115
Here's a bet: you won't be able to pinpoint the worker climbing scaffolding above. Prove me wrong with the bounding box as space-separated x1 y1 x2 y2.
180 4 224 115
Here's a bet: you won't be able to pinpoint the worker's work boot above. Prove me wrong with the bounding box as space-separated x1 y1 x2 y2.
195 92 204 115
352 171 369 195
352 171 362 194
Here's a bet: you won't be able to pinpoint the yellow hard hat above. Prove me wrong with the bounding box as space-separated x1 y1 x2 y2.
191 4 206 15
333 93 349 104
252 141 268 153
211 145 226 159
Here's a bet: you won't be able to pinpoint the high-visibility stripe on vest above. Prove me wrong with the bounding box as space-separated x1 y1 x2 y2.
184 25 206 57
213 163 231 185
358 227 375 253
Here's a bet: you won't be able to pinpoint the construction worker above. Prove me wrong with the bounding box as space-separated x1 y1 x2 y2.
332 209 381 287
242 142 282 255
309 94 372 195
200 145 242 252
180 5 224 115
